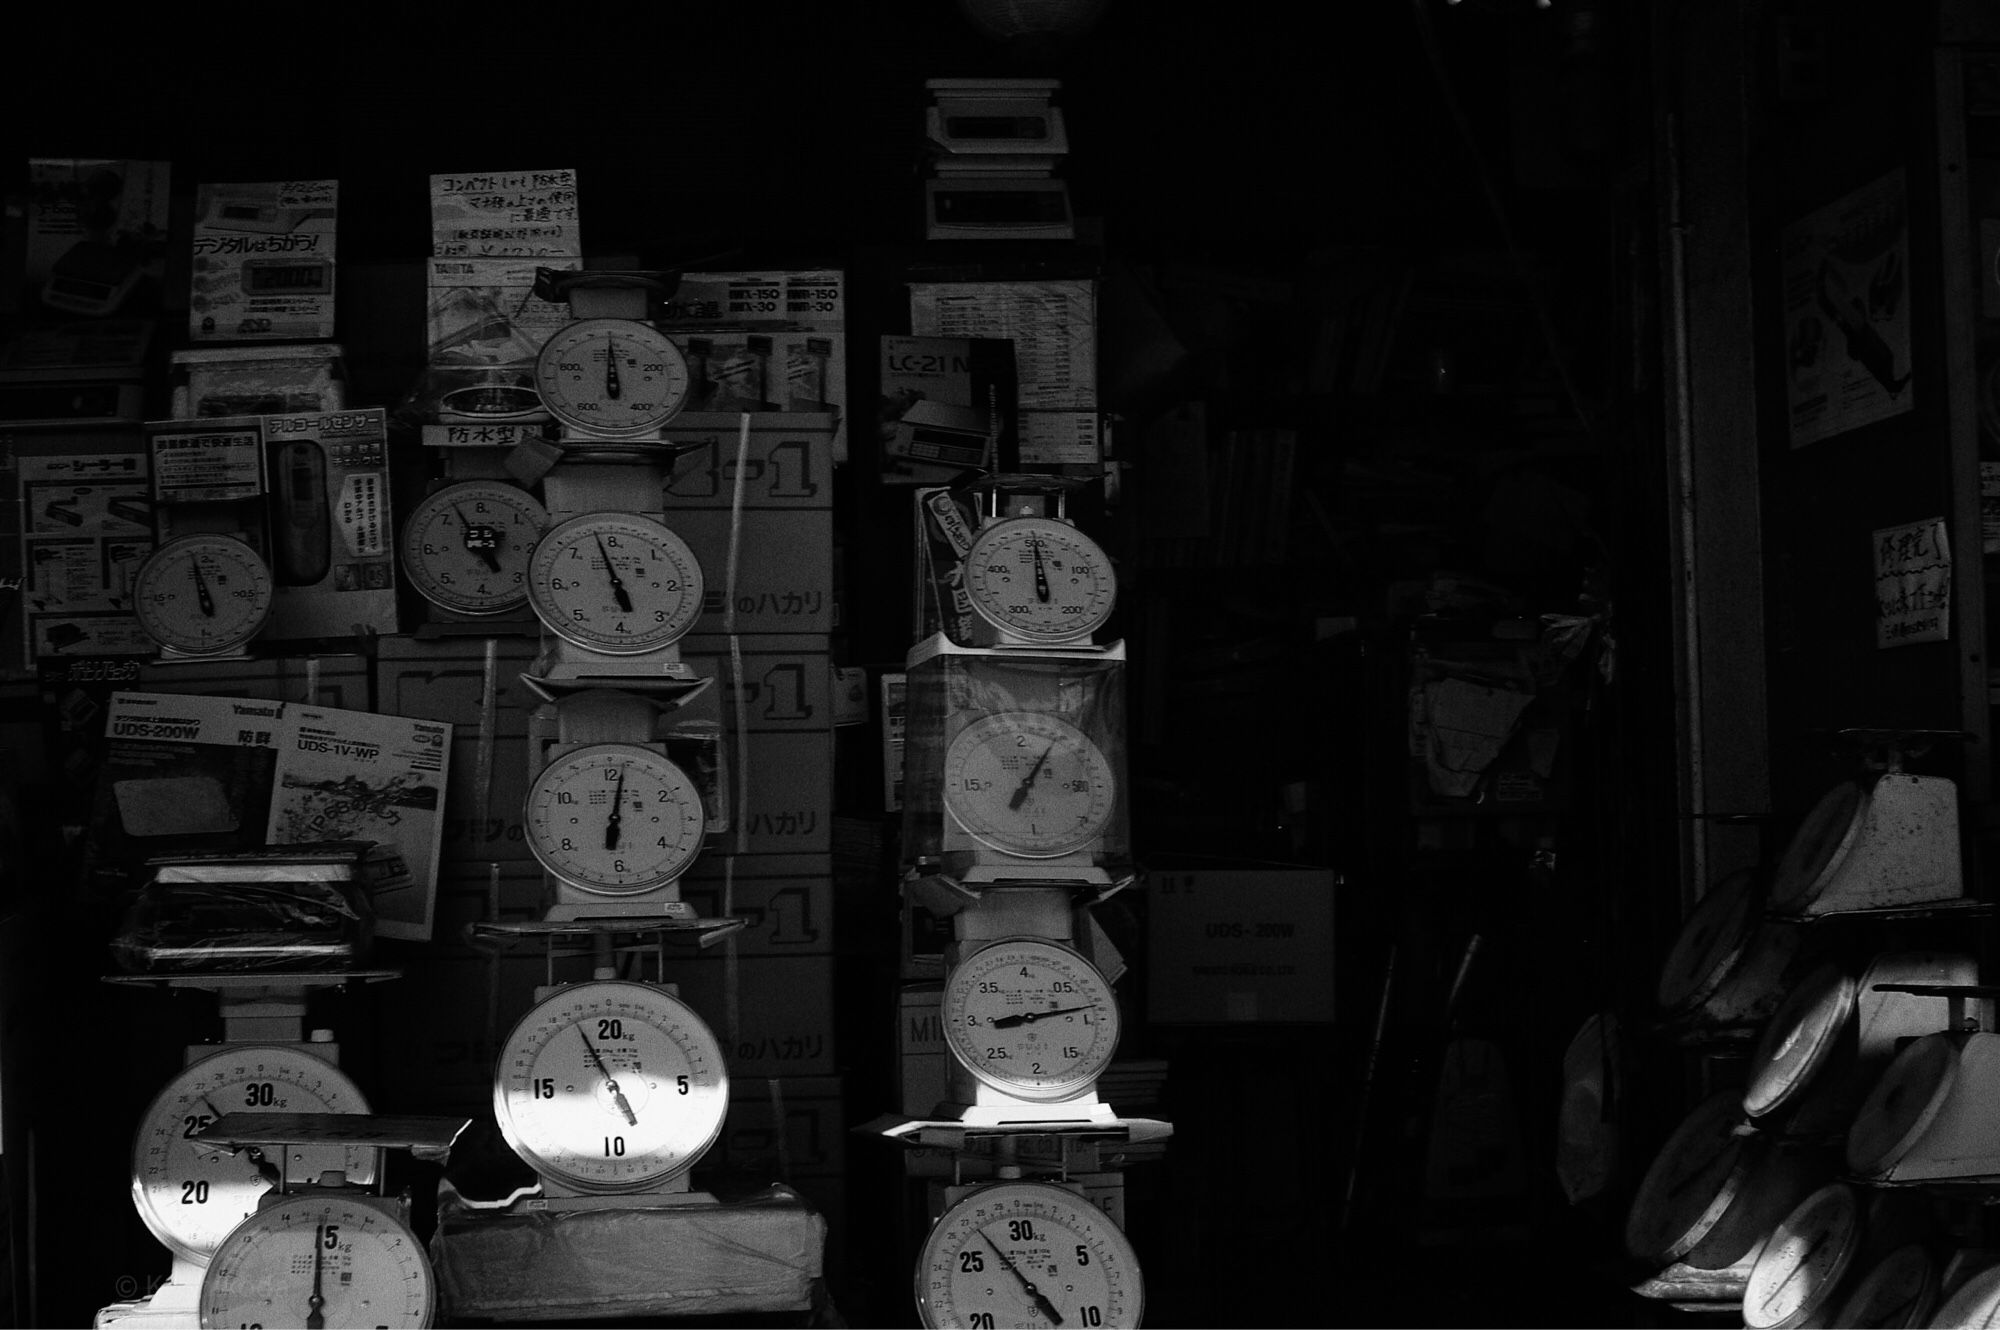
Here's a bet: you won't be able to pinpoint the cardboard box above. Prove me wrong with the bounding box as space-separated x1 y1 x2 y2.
137 653 372 709
709 1074 847 1182
15 431 154 667
660 412 836 512
677 855 833 957
676 952 837 1077
897 984 949 1119
190 180 338 342
1144 868 1336 1023
680 509 834 637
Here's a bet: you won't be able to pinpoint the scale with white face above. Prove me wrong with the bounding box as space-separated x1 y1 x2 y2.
1844 983 2000 1183
945 476 1117 651
131 533 275 663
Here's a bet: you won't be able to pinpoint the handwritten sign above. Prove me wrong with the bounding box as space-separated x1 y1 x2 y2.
1874 517 1951 648
429 168 580 257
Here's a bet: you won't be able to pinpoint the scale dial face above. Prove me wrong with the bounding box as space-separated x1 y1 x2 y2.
533 317 692 438
198 1193 434 1329
526 512 704 654
963 516 1117 645
1830 1243 1938 1329
524 742 706 895
943 937 1121 1101
1623 1089 1753 1266
1743 1182 1863 1330
400 480 549 615
943 711 1117 859
1743 962 1856 1119
132 1046 375 1264
132 533 274 656
916 1181 1143 1330
1846 1031 1957 1176
493 980 728 1193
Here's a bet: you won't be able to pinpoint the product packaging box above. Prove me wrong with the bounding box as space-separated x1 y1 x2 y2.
190 180 339 342
878 335 1018 484
25 159 173 319
1144 867 1336 1023
147 409 399 644
14 431 155 667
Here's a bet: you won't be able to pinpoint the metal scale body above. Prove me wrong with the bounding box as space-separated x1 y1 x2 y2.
94 970 399 1330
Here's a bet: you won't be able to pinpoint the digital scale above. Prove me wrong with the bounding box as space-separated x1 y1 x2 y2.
923 78 1074 242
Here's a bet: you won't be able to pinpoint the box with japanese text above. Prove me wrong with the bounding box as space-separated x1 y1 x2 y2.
190 180 338 342
1145 868 1336 1023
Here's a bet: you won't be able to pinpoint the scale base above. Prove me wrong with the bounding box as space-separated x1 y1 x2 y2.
93 1267 200 1329
543 893 696 923
513 1185 717 1213
937 1097 1119 1127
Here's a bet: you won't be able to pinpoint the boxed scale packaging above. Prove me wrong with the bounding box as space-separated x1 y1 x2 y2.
147 409 399 645
24 159 173 319
1144 867 1336 1024
169 345 348 420
190 180 339 343
13 431 155 667
878 335 1019 484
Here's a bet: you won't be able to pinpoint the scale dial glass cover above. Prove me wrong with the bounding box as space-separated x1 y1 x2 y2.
1743 962 1857 1119
526 512 704 654
1829 1243 1938 1329
1623 1089 1754 1267
942 711 1117 858
400 480 549 615
943 937 1121 1101
493 980 728 1193
1769 781 1864 910
533 317 691 438
198 1193 433 1329
962 515 1117 644
1742 1182 1862 1330
524 742 706 895
915 1180 1142 1330
1846 1031 1957 1175
132 533 274 655
132 1046 375 1264
1929 1263 2000 1328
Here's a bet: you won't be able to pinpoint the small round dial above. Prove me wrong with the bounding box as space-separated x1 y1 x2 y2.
943 937 1121 1100
199 1193 434 1329
962 515 1117 645
533 317 692 438
943 711 1117 858
916 1181 1143 1330
524 743 706 895
526 512 704 654
400 480 549 615
132 533 274 656
493 980 728 1193
132 1046 375 1264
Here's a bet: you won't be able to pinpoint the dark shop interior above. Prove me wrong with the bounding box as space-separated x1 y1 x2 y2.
2 1 2000 1326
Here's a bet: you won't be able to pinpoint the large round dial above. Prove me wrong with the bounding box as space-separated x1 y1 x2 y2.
916 1181 1143 1330
493 980 728 1193
132 533 274 656
526 512 704 654
524 742 706 895
943 937 1121 1101
399 480 549 615
1742 1183 1863 1330
962 515 1117 645
942 711 1117 858
533 317 692 438
198 1193 434 1329
132 1045 375 1264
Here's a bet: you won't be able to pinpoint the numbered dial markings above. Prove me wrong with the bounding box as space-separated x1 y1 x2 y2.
400 480 549 615
198 1194 433 1330
944 938 1121 1100
527 512 704 654
917 1181 1143 1330
132 1046 375 1264
533 317 692 438
132 534 274 655
963 516 1117 644
525 743 706 895
494 980 728 1193
943 712 1117 858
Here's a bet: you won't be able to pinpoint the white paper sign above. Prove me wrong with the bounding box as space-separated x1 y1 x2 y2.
1874 517 1950 648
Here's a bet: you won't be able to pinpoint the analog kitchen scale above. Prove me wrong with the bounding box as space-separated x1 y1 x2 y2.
131 532 275 663
399 477 550 623
96 970 400 1329
1766 729 1973 918
1844 982 2000 1184
948 475 1118 651
1741 1181 1865 1329
188 1111 469 1330
1653 866 1805 1038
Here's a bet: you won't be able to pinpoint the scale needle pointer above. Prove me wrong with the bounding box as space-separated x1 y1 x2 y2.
578 1026 638 1125
1031 538 1051 603
604 337 622 400
604 765 626 850
189 558 215 617
305 1221 326 1330
1010 745 1054 811
594 532 635 612
992 1004 1095 1029
455 504 502 572
980 1229 1064 1325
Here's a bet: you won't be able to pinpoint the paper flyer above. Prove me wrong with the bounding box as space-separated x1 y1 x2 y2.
266 704 453 941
